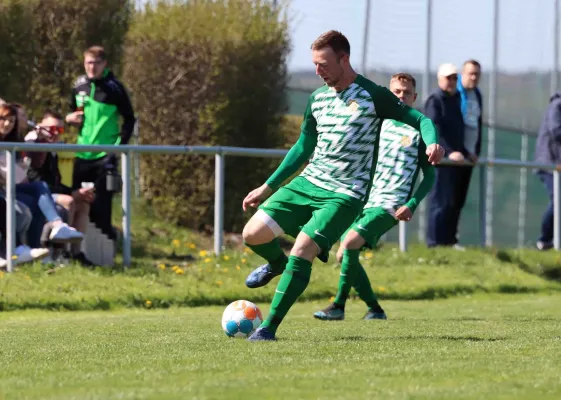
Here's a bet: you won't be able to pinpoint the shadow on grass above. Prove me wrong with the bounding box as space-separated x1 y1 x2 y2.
388 335 507 342
496 250 561 283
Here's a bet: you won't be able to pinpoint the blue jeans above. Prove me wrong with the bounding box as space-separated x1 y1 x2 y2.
538 171 554 243
16 181 61 248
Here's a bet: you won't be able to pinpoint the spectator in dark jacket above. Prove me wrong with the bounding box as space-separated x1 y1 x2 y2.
25 110 95 265
534 92 561 250
425 63 473 248
457 60 483 161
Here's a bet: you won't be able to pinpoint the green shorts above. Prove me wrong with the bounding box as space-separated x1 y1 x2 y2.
258 177 361 260
342 207 398 249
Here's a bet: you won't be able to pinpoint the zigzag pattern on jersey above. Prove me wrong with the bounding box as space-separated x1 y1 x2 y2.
365 120 421 209
301 83 381 199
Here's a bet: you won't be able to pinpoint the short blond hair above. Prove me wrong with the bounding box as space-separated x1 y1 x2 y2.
390 72 416 89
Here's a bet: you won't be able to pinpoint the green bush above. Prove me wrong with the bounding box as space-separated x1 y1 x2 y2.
125 0 290 233
0 0 131 119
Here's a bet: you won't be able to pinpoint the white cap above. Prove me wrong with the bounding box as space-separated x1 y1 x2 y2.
437 63 458 77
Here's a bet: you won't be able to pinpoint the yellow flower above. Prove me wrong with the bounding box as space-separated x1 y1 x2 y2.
216 280 223 286
223 255 230 261
236 265 241 271
0 271 4 279
199 250 208 257
172 239 180 247
187 242 196 249
241 258 247 264
223 268 229 273
172 265 179 271
329 296 335 302
204 257 212 263
365 251 374 259
175 268 184 275
12 255 18 260
145 300 152 307
378 286 386 292
158 264 166 270
24 275 31 280
244 247 252 253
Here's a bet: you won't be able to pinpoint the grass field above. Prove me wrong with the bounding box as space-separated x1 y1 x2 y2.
1 199 561 399
0 294 560 399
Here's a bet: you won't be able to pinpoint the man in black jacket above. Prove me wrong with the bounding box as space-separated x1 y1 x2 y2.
65 46 136 241
425 63 476 248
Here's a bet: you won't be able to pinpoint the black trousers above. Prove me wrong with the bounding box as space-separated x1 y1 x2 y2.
72 155 117 240
426 166 473 246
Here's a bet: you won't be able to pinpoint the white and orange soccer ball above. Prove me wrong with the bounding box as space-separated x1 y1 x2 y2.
221 300 263 338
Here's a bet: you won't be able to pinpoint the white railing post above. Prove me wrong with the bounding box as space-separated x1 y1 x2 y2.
554 169 561 250
121 151 132 267
399 220 407 252
214 153 225 255
5 149 16 272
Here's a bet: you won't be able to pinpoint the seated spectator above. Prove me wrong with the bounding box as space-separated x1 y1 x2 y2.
0 196 50 268
25 111 95 266
0 103 83 248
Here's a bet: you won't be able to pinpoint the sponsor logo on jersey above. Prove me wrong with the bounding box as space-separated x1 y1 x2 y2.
400 135 413 147
347 100 359 112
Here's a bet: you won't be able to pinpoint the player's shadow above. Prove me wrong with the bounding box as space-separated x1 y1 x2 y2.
333 335 507 342
496 250 561 283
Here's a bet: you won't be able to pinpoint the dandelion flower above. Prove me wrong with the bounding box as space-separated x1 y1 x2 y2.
236 265 241 271
145 300 152 307
172 265 179 271
223 255 230 261
204 257 212 263
172 239 180 247
175 268 184 275
241 258 247 264
216 280 223 286
378 286 386 292
199 250 208 257
158 264 166 270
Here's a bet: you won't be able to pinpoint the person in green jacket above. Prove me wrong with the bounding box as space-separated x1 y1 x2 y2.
66 46 136 241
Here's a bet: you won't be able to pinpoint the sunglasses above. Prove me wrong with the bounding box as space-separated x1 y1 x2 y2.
38 125 64 136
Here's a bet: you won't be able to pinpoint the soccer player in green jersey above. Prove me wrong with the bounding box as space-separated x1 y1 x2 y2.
241 31 444 341
313 73 436 321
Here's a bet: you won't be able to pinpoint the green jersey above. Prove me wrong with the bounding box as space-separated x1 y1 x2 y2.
265 75 438 203
365 119 435 213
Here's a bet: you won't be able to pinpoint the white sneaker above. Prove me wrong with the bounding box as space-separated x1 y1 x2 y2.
14 245 50 264
453 244 467 252
49 223 84 243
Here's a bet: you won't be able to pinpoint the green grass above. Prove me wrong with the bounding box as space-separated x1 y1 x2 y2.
0 294 560 399
0 198 559 311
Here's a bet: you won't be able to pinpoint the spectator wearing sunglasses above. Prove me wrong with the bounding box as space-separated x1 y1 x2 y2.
0 103 83 250
25 110 95 266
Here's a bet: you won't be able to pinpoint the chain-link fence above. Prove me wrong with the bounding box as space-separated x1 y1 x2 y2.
285 0 559 247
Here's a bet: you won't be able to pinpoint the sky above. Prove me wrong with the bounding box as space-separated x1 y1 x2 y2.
286 0 559 73
137 0 560 73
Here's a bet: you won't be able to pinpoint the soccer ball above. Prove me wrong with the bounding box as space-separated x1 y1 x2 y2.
221 300 263 338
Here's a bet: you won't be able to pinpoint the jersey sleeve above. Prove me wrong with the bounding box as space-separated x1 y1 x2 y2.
405 142 435 212
265 96 318 189
373 87 438 146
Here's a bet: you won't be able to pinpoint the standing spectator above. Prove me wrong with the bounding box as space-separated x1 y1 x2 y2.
26 111 96 265
534 91 561 250
457 60 483 163
66 45 136 242
425 63 472 248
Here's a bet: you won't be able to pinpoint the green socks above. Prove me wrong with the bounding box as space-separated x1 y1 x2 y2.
333 249 361 307
246 239 288 273
353 262 382 312
260 256 312 334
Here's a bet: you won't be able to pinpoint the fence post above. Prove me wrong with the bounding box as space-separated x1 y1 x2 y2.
518 133 528 248
554 169 561 250
399 220 407 252
121 152 132 267
214 153 225 255
5 150 16 272
479 163 487 247
133 120 140 198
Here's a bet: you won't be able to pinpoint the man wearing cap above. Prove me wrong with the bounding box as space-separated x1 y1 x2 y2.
425 63 473 248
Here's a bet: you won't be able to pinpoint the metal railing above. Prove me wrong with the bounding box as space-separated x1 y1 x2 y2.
1 142 560 272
